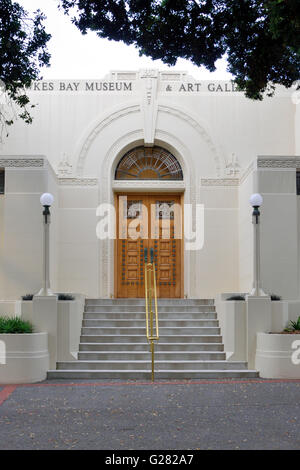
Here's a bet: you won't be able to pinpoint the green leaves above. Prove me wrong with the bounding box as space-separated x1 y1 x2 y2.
0 1 51 135
0 316 34 334
289 317 300 331
284 316 300 332
58 0 300 100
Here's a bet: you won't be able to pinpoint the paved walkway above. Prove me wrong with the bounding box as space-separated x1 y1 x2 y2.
0 379 299 450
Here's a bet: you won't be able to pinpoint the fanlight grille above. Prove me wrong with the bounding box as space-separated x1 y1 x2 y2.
115 146 183 180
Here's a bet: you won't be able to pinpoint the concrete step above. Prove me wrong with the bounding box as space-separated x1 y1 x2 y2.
85 306 216 313
82 319 219 328
80 335 223 343
56 360 248 371
47 298 259 380
83 312 217 320
78 351 227 361
79 342 225 352
85 299 214 306
81 326 221 336
47 369 259 380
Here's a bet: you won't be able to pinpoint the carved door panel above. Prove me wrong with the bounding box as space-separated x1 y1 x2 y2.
117 196 147 298
149 196 182 299
116 194 182 298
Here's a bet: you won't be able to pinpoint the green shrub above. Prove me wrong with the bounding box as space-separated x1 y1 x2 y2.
284 317 300 331
0 316 34 334
57 293 75 301
22 294 34 301
22 293 75 301
226 295 245 301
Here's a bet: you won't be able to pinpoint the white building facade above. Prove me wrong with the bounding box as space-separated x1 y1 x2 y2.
0 69 299 301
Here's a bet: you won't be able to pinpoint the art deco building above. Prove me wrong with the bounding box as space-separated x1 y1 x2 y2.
0 70 299 301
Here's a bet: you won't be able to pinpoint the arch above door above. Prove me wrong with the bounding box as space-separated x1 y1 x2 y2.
115 146 184 181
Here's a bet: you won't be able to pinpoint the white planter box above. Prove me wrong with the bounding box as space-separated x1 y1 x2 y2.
0 332 49 384
20 301 33 323
57 294 85 362
215 296 247 361
256 332 300 379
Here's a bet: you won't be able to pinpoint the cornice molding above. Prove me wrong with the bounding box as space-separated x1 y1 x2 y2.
201 178 239 187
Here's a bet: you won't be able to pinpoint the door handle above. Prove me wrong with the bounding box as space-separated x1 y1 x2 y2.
144 247 154 263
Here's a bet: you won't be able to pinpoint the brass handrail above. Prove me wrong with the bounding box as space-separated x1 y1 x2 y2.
144 248 159 382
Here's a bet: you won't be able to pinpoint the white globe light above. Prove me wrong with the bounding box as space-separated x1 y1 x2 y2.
250 193 263 207
40 193 54 206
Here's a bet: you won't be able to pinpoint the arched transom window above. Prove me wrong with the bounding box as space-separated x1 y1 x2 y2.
115 146 183 180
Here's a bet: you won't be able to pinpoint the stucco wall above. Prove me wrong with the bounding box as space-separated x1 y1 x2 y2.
0 73 295 178
0 158 59 300
58 184 99 297
258 166 299 299
198 184 239 298
238 168 255 293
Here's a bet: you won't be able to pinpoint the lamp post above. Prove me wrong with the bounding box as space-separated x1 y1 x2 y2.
37 193 55 296
249 193 267 297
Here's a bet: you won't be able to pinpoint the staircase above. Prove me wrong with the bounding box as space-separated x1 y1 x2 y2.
47 299 259 380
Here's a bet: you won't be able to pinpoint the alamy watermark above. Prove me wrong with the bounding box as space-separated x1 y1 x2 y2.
291 340 300 365
0 340 6 365
96 198 204 251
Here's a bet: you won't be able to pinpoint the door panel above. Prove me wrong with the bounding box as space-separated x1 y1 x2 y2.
116 194 182 298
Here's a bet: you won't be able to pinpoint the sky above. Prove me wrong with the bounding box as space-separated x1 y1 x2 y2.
18 0 233 80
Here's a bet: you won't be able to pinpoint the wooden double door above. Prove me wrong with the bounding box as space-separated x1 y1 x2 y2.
115 194 183 298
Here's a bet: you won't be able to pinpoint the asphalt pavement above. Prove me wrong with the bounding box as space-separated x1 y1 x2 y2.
0 378 299 450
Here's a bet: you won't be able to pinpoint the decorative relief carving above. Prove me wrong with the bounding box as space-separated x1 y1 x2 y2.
0 158 44 167
57 153 73 176
140 69 159 79
225 153 240 176
155 201 175 220
160 72 182 81
257 157 300 168
201 178 240 186
126 200 142 219
114 72 137 81
140 70 159 145
59 177 98 186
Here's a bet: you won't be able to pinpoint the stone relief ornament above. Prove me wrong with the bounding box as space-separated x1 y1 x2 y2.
201 178 239 186
126 200 142 219
155 201 175 220
58 152 73 176
140 69 159 79
225 153 240 176
257 157 300 168
58 178 98 186
0 157 44 167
